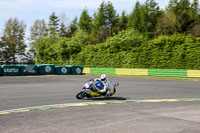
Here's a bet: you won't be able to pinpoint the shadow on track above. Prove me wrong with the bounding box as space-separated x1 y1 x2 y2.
84 97 127 101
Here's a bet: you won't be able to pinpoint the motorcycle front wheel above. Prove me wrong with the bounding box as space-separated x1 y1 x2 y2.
76 92 85 99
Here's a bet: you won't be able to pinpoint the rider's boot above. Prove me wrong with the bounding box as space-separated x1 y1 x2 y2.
105 90 111 98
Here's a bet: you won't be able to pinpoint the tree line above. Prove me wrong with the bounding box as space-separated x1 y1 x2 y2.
0 0 200 69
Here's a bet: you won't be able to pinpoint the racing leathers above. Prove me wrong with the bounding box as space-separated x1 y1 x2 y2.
99 78 114 97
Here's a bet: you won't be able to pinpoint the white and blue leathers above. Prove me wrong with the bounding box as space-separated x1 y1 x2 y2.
94 77 114 96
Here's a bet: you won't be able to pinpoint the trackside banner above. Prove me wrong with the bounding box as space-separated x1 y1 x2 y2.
2 65 20 76
0 64 84 76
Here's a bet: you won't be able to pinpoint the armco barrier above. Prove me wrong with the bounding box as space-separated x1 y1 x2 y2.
187 70 200 78
90 68 115 74
148 69 187 77
83 68 200 78
116 68 148 76
1 65 200 78
83 68 90 74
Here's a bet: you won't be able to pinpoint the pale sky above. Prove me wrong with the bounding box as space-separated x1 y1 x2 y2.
0 0 170 37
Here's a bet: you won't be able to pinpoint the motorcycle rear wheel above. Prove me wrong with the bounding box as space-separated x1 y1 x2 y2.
76 92 85 99
111 88 116 96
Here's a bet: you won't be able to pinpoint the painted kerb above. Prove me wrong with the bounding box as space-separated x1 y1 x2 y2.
1 99 200 115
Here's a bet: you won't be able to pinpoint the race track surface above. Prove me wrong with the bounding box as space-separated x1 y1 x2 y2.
0 75 200 133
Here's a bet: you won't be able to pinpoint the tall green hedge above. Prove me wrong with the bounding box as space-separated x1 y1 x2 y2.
71 32 200 69
36 29 200 70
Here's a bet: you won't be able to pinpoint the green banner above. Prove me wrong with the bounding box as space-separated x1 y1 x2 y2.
0 66 2 76
148 69 187 77
20 65 39 75
2 65 21 76
55 66 71 75
71 66 84 75
90 68 116 74
38 64 55 75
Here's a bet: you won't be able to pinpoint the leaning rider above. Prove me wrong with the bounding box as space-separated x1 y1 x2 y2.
94 74 115 98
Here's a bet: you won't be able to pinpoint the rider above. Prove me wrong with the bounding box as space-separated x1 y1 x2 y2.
94 74 114 98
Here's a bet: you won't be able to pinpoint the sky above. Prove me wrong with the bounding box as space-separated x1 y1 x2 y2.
0 0 170 37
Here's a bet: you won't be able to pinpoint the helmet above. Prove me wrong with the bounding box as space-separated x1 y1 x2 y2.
100 74 107 82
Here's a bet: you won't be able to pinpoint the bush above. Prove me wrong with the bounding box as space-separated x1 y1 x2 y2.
35 29 200 70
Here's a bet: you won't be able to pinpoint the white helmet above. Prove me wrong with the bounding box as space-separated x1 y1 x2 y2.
100 74 107 81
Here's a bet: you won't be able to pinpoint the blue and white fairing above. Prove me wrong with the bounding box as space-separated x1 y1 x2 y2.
82 81 93 92
82 81 104 91
76 80 118 99
94 81 104 90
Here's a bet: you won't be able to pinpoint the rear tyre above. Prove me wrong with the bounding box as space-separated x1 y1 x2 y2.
111 88 116 96
76 92 85 99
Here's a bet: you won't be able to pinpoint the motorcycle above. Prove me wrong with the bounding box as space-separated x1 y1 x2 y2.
76 80 119 99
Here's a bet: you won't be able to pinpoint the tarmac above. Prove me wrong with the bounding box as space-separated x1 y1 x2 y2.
0 75 200 133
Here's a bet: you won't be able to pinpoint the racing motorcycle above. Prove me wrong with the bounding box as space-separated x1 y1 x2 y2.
76 80 119 99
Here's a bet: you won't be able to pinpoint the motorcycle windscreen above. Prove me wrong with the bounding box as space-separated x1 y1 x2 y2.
83 82 91 89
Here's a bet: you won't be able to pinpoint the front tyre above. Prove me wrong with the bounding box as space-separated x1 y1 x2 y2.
76 92 85 99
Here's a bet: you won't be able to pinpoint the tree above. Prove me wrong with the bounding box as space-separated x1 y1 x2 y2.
66 17 78 38
93 2 106 33
167 0 179 14
59 22 67 37
190 0 199 21
35 35 70 65
128 1 141 30
167 0 195 33
188 0 200 36
144 0 161 36
92 2 107 43
92 1 118 43
58 12 68 37
155 11 176 36
29 19 46 59
116 11 128 32
105 1 118 31
1 18 26 64
47 12 60 35
30 19 46 42
78 9 92 33
186 24 200 37
128 0 161 38
71 30 90 46
177 0 194 32
178 0 190 11
0 39 5 64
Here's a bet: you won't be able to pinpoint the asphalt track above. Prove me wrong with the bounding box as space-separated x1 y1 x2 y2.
0 75 200 133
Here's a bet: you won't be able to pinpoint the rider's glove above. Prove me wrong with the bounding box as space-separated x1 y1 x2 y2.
89 79 94 81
